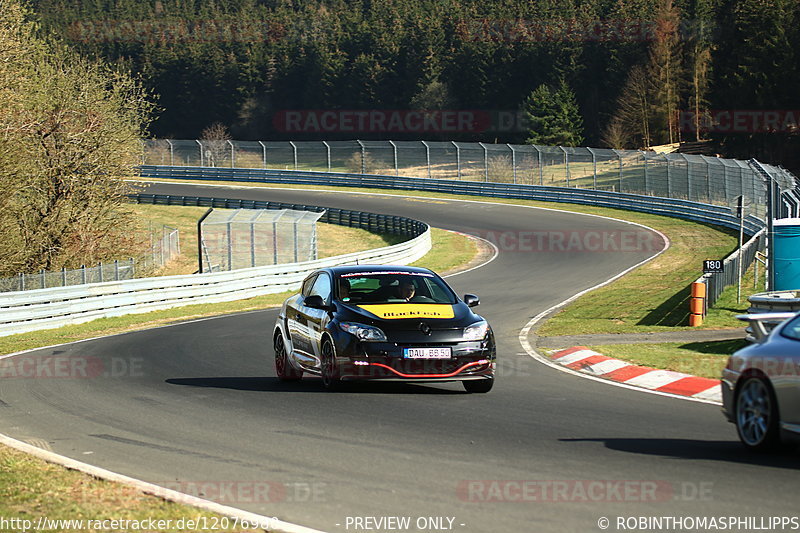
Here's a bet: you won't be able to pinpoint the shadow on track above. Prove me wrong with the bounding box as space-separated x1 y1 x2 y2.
560 438 800 468
166 377 466 394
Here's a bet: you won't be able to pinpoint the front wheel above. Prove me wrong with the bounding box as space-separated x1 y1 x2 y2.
735 376 780 451
463 379 493 393
275 332 302 381
321 339 343 391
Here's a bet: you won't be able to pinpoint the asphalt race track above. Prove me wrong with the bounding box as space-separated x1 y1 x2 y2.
1 182 798 533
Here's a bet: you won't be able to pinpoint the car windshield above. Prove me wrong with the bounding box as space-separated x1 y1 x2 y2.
336 271 456 304
780 314 800 341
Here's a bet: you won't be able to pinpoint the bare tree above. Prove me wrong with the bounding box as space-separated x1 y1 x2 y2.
0 0 154 274
200 122 232 167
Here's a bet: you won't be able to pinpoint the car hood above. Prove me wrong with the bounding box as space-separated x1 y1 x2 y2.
336 301 478 329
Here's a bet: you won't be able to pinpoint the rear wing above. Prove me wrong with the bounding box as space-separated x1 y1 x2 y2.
737 312 798 343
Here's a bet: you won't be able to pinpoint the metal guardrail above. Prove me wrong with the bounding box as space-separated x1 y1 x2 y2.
748 291 800 313
0 198 430 337
699 229 766 309
139 165 766 237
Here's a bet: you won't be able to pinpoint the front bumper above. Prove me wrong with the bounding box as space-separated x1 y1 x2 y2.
336 337 495 382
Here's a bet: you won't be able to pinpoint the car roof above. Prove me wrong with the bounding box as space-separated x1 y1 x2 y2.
325 265 436 276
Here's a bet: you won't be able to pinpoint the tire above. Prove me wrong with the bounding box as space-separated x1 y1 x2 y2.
321 338 342 391
463 378 494 394
735 376 780 451
274 332 302 381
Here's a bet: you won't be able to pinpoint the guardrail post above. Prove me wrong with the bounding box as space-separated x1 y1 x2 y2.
690 281 706 326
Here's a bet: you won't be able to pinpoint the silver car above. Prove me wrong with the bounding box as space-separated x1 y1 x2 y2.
722 312 800 451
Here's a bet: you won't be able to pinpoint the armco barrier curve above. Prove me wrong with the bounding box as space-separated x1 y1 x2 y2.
0 198 430 337
139 165 766 237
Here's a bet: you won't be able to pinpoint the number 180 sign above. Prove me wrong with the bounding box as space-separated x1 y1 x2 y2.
703 260 724 273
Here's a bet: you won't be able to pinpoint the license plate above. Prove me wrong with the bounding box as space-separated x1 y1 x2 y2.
403 347 452 359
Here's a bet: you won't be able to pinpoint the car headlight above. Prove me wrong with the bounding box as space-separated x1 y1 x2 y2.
463 320 489 341
339 322 387 342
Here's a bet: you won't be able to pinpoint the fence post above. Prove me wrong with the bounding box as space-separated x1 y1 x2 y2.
114 260 119 281
421 140 431 179
536 146 543 185
166 139 174 166
228 140 235 168
289 141 298 171
258 141 267 169
323 140 331 173
587 147 597 189
356 140 365 174
293 220 299 263
453 141 461 180
40 269 45 289
226 221 232 271
62 267 67 286
479 142 488 182
559 146 569 187
81 265 86 285
389 140 399 176
98 262 103 282
507 144 517 184
639 150 649 193
196 139 203 166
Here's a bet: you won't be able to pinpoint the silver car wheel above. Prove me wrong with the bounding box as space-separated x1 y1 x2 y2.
736 377 778 450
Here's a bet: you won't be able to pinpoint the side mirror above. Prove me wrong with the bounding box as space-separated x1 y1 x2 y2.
463 294 480 307
304 294 329 310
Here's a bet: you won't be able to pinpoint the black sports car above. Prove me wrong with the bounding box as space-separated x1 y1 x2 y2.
273 265 496 392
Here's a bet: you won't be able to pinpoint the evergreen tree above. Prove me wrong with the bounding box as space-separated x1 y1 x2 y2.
523 80 584 147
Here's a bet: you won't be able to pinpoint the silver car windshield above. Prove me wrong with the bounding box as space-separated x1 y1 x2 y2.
336 271 456 304
780 314 800 341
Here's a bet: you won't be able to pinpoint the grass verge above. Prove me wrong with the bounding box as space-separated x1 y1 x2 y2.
0 446 260 532
585 339 746 379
